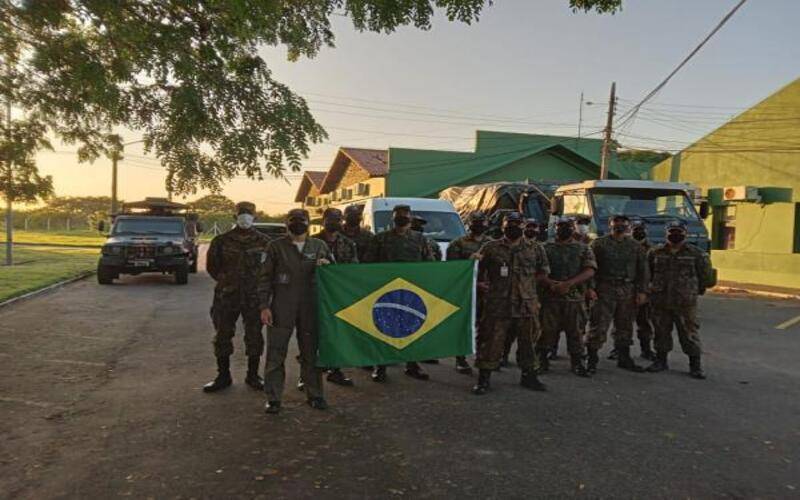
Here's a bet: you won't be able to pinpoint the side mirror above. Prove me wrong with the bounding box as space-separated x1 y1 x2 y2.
550 196 563 216
97 220 106 232
698 201 710 220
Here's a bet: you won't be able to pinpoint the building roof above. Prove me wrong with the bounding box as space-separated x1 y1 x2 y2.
293 170 329 203
319 147 388 193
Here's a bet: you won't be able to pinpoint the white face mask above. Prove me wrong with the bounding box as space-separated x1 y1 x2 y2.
576 224 589 235
236 213 255 229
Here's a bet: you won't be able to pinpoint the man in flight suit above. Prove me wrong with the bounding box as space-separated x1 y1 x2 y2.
204 201 269 393
259 209 332 414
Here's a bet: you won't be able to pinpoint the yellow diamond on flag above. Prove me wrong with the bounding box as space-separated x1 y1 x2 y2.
335 277 460 349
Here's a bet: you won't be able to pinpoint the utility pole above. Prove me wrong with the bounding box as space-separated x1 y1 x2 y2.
577 91 584 141
599 82 616 180
4 76 12 266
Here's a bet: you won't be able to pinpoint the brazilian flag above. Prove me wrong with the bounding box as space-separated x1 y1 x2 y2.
317 260 476 367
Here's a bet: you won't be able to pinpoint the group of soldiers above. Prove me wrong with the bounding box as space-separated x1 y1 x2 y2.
203 200 712 414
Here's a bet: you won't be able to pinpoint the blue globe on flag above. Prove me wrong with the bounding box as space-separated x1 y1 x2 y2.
372 289 427 338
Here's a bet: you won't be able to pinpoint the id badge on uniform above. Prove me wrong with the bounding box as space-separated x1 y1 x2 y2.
276 273 290 285
500 264 509 278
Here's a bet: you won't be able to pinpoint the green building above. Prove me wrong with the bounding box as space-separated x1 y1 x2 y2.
386 130 656 196
651 78 800 289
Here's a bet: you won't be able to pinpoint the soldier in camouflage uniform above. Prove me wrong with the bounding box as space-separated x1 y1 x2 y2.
631 220 656 361
472 211 549 395
536 217 597 377
646 221 711 379
446 211 491 375
363 204 436 383
342 205 374 261
585 215 649 374
259 209 332 414
411 215 443 261
204 202 270 393
311 207 358 387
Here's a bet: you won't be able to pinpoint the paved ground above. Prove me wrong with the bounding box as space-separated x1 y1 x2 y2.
1 254 799 499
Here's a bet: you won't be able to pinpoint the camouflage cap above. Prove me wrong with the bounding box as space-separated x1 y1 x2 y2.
468 211 487 223
344 205 363 217
236 201 256 215
525 217 540 227
575 215 592 225
322 207 343 220
631 218 647 229
392 204 412 214
665 220 688 232
554 215 575 226
504 211 524 224
286 208 309 222
609 214 631 223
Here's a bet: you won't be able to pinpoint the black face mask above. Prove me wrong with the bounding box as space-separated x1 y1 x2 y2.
556 226 574 240
667 232 686 244
524 229 538 239
394 215 411 227
632 230 647 241
612 224 629 234
504 225 523 240
324 222 340 233
344 216 361 227
470 223 486 235
288 222 308 235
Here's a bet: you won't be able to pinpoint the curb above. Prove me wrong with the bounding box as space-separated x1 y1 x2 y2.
711 286 800 301
0 271 96 309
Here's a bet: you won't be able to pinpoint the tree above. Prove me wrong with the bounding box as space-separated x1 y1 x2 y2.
189 194 236 214
1 0 621 198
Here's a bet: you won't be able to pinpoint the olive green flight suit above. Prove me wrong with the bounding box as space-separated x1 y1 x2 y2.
206 227 270 358
258 236 331 402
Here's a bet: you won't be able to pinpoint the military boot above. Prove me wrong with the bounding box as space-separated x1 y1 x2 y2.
455 356 473 375
616 346 645 373
646 352 669 373
371 365 387 383
689 356 707 380
586 348 599 374
203 356 232 393
245 356 264 390
471 369 492 395
404 361 430 381
640 339 656 361
326 368 354 387
607 348 618 360
570 355 590 378
536 349 550 374
520 370 547 391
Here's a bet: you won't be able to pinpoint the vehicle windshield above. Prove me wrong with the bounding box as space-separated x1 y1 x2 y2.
589 188 700 222
113 218 185 235
374 210 466 242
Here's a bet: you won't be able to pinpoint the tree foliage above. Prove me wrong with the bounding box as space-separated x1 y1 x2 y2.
1 0 622 196
189 194 236 213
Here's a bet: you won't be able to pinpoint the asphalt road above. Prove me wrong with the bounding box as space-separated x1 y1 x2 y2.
1 254 799 499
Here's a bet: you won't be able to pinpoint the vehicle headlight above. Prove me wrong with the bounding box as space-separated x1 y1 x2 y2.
102 245 122 256
161 246 175 255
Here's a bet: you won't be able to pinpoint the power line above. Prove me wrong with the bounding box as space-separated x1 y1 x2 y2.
615 0 748 130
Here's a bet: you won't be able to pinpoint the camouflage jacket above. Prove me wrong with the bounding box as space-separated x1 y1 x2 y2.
648 243 711 308
590 235 648 292
257 236 331 311
206 227 270 295
311 230 358 264
424 235 443 261
341 226 374 262
362 229 435 263
478 238 550 318
540 241 597 302
446 234 491 261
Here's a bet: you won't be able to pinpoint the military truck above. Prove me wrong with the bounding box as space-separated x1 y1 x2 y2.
97 198 202 285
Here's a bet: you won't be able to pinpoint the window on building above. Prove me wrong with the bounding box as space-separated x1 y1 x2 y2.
718 204 736 250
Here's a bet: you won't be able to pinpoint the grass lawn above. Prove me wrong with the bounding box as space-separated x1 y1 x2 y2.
0 246 99 302
0 229 105 248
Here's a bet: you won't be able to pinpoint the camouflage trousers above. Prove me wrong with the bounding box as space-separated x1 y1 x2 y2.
210 291 264 358
476 314 540 371
586 282 637 350
651 305 702 357
538 300 587 357
264 319 323 403
636 303 654 342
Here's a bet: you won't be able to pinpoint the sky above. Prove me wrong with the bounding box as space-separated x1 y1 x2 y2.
33 0 800 214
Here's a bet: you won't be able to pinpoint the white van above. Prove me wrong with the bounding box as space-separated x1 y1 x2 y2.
339 197 466 260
